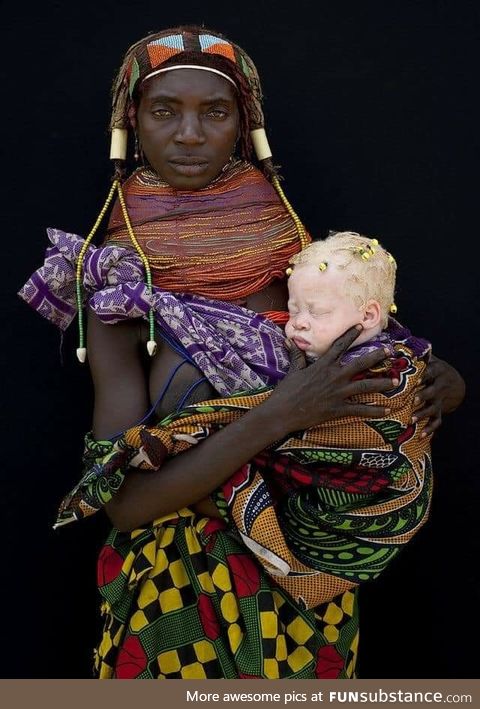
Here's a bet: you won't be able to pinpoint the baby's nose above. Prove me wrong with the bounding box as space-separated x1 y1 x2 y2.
293 314 309 329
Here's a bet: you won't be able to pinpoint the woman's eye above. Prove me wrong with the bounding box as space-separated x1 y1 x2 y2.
153 108 173 119
207 109 228 120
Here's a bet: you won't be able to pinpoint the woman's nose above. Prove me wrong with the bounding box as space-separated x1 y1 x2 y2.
174 114 206 145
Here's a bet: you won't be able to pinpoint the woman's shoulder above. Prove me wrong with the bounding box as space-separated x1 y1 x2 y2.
18 227 146 331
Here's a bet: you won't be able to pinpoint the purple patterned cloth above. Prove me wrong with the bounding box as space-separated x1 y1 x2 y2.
342 324 430 363
18 228 430 396
18 229 289 395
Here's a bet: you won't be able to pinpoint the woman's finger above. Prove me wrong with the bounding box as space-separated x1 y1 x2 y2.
342 347 391 379
422 414 442 436
422 359 442 385
412 403 437 422
414 383 436 405
322 324 363 363
285 339 307 373
344 376 397 398
342 403 391 418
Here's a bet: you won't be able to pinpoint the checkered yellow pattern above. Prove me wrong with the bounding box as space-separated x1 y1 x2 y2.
95 513 359 678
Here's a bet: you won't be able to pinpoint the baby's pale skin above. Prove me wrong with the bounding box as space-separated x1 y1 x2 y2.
285 263 382 359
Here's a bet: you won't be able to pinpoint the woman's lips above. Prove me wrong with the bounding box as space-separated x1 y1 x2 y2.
168 158 209 176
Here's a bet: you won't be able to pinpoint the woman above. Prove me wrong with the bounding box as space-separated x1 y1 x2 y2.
19 25 465 679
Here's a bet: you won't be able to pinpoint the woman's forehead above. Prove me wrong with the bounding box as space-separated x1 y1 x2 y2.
141 68 237 100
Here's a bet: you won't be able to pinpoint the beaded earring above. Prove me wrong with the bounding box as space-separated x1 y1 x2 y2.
134 132 140 162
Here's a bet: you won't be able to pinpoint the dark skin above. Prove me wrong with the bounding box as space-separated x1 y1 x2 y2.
92 69 465 531
413 355 465 435
132 68 240 190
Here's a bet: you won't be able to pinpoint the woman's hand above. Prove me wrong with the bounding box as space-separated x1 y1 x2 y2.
412 354 466 436
268 325 397 435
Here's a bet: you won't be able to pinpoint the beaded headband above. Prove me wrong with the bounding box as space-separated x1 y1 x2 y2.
141 64 238 88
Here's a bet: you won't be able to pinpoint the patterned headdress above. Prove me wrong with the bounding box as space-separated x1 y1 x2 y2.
109 25 272 168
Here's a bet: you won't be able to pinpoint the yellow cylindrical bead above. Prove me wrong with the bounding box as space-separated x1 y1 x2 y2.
250 128 272 161
110 128 128 160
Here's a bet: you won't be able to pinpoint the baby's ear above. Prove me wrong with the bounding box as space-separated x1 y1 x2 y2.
361 299 382 330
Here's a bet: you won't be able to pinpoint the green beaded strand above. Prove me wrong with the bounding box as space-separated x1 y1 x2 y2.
75 181 118 362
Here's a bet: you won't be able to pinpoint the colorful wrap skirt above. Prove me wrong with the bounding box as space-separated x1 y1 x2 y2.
95 510 359 679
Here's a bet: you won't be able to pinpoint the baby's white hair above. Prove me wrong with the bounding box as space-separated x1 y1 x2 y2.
289 231 397 327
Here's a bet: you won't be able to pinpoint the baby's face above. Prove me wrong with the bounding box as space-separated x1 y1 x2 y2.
285 263 363 359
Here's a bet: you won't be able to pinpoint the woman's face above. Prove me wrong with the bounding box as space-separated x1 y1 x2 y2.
136 68 240 190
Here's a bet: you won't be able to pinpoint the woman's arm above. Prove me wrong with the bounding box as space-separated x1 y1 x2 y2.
88 311 150 441
88 312 396 531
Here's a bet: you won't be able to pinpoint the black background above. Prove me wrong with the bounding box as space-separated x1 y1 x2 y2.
3 0 479 679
